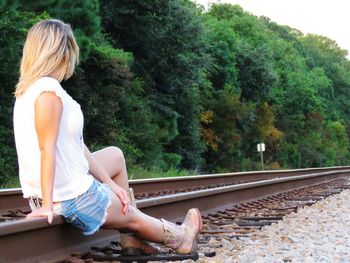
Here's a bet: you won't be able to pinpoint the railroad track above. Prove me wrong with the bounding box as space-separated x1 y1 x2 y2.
2 166 349 211
1 166 350 262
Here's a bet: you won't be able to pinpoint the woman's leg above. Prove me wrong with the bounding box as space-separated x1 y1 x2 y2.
92 146 162 241
103 191 202 254
103 192 164 243
92 146 129 191
94 146 202 253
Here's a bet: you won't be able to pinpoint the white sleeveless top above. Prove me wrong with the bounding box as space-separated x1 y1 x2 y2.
13 77 93 202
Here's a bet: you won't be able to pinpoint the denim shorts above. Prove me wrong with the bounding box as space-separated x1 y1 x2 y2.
52 180 112 235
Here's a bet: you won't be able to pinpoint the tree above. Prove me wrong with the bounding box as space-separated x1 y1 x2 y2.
18 0 101 60
101 0 209 169
235 43 277 103
202 16 238 91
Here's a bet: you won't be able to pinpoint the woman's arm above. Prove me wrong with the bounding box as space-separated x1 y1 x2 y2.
84 145 129 214
26 92 62 224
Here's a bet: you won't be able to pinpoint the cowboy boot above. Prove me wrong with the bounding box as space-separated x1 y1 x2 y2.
121 234 169 255
162 208 202 254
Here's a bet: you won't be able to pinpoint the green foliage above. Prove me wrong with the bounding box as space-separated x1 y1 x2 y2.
203 16 238 90
259 16 302 44
128 165 190 180
101 0 209 169
324 121 350 165
235 43 277 102
0 0 18 12
209 4 268 45
201 87 248 171
18 0 101 60
208 4 246 20
297 34 350 123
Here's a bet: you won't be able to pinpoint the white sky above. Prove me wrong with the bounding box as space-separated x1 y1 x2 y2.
194 0 350 55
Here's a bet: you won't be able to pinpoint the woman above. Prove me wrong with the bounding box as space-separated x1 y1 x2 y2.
13 19 202 255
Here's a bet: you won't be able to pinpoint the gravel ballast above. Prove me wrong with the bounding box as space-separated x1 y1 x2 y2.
192 189 350 263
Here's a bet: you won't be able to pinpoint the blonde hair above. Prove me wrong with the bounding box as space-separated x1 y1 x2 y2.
15 19 79 97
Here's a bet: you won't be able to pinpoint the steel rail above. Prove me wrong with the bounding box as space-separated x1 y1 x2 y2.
129 166 350 194
1 166 350 211
1 169 350 262
138 169 350 221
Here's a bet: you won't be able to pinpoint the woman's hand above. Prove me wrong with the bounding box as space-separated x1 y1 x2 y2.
26 207 54 224
110 184 129 214
83 145 130 214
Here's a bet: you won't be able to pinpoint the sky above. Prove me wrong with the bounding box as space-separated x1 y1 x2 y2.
193 0 350 55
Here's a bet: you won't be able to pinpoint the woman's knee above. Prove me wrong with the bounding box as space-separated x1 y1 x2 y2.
108 146 125 163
